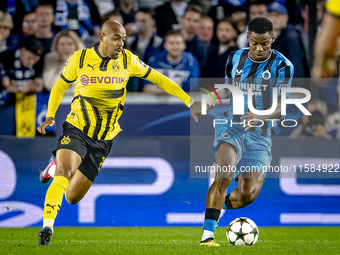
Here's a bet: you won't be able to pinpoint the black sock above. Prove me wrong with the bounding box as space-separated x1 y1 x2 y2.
205 208 221 221
225 194 233 209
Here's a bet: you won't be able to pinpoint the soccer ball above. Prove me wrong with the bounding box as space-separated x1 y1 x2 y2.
226 217 259 246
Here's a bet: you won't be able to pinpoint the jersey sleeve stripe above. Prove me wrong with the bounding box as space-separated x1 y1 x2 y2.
260 54 277 137
225 51 236 84
122 50 127 69
60 73 76 83
142 67 152 78
79 96 91 135
275 61 287 77
233 49 248 122
284 66 291 84
79 49 87 69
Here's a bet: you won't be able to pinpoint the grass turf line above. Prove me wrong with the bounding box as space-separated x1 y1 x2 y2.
0 227 340 255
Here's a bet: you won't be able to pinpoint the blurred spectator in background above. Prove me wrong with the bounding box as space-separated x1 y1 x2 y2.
0 0 27 35
318 37 340 114
0 11 14 53
54 0 101 46
181 5 206 70
21 12 37 43
295 0 325 66
0 38 43 105
119 0 136 25
34 4 54 54
208 0 247 44
94 0 115 16
189 0 211 14
33 4 55 78
21 0 39 13
125 7 163 92
155 0 187 38
237 1 268 49
143 30 200 94
290 99 332 139
101 9 124 25
43 30 83 96
267 2 309 79
125 8 163 62
203 18 238 78
312 0 340 79
197 15 214 64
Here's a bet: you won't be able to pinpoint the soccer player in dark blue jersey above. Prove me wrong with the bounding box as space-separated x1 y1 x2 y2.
191 17 294 246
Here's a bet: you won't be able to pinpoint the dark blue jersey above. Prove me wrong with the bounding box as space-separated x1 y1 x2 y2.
225 48 294 138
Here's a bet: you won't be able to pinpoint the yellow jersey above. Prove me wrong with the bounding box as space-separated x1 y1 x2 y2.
46 47 192 140
326 0 340 17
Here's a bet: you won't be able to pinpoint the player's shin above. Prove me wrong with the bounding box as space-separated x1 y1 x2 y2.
43 176 69 229
201 208 221 241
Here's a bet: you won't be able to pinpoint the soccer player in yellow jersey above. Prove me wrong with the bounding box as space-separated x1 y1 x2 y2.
37 20 201 245
313 0 340 79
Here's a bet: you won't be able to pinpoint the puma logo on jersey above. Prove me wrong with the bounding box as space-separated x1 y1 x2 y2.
236 69 243 75
88 64 95 70
46 204 56 210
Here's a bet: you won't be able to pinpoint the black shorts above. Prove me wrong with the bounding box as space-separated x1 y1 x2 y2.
53 122 113 182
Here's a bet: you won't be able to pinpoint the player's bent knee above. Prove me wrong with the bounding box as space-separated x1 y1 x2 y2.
55 164 75 180
214 177 232 191
65 192 82 205
239 188 259 207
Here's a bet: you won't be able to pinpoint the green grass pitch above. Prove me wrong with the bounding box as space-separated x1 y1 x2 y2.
1 227 340 255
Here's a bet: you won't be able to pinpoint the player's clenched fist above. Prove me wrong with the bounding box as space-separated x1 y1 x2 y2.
38 117 55 134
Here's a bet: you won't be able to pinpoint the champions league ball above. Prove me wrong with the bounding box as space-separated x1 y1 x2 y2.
226 217 259 246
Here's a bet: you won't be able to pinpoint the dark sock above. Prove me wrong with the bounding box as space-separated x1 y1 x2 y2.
224 194 234 209
203 208 221 231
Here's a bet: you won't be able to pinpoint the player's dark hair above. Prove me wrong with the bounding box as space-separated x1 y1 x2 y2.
164 30 184 41
184 5 202 17
248 17 273 35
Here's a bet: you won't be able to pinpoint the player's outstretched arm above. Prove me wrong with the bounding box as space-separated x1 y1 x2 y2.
190 101 214 122
38 117 55 134
146 69 193 105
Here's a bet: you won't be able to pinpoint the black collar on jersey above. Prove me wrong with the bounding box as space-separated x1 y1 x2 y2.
247 49 273 64
94 46 111 60
94 46 127 69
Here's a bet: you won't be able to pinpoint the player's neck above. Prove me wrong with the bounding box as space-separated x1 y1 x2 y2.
166 53 182 64
97 45 109 58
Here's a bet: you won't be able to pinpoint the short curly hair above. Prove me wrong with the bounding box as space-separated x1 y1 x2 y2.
248 17 273 35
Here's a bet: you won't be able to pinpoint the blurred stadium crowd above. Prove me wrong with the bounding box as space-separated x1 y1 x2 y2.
0 0 339 139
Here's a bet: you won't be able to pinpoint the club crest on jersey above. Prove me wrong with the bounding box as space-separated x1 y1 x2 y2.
112 61 120 72
61 135 71 145
262 69 271 80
